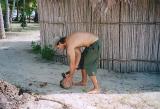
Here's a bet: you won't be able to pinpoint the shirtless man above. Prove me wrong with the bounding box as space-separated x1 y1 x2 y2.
55 32 101 94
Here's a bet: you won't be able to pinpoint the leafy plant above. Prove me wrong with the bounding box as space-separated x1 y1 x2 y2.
41 45 55 60
31 41 54 60
31 41 41 53
81 88 87 92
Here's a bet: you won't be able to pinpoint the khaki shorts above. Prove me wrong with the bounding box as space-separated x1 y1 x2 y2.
78 40 101 76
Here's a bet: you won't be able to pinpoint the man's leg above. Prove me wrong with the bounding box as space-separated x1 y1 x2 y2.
88 75 100 94
74 69 87 86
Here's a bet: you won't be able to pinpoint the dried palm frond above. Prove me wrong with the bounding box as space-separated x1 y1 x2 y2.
90 0 133 14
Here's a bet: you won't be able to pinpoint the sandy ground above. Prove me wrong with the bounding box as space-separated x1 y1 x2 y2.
0 30 160 109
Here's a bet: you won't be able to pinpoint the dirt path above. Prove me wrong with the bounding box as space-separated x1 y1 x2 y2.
0 31 160 109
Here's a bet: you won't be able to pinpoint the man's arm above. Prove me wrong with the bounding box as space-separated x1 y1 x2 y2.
67 47 76 77
75 48 81 69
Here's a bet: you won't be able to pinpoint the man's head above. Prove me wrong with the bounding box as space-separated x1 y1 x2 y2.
56 37 67 50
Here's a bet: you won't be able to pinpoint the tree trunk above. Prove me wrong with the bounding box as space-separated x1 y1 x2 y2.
21 0 27 28
0 2 6 39
34 9 38 23
10 0 16 22
29 14 31 23
5 0 10 31
15 0 19 21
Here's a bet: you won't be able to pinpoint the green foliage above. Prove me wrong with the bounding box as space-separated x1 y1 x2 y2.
31 41 41 53
1 0 38 22
31 41 55 61
1 0 6 12
41 45 55 60
81 88 87 92
18 0 37 10
25 0 37 17
20 12 27 27
18 0 37 17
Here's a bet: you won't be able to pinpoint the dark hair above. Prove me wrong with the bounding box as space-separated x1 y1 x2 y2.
56 37 66 45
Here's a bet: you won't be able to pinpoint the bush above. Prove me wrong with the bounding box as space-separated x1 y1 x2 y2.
31 42 54 60
41 45 55 60
31 41 41 54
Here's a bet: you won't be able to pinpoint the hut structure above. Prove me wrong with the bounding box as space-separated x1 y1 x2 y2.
37 0 160 73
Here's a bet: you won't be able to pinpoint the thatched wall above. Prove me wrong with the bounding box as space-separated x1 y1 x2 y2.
37 0 160 72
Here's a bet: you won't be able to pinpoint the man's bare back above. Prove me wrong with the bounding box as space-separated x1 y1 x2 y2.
66 32 99 49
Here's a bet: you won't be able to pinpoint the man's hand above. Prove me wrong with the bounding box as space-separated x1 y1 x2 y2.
65 74 73 84
60 72 73 89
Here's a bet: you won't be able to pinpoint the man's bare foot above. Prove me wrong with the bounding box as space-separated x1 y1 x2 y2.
87 88 100 94
73 81 87 86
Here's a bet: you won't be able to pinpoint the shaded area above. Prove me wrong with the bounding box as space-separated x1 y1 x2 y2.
10 23 40 32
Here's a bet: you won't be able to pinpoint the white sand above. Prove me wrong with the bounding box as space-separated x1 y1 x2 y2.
0 31 160 109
